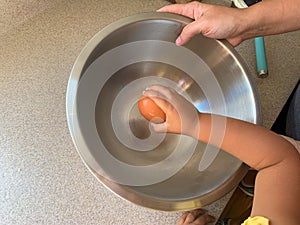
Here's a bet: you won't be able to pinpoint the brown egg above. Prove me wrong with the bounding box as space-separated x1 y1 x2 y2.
138 96 166 124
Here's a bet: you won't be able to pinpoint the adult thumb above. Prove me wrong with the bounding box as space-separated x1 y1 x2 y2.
176 21 202 45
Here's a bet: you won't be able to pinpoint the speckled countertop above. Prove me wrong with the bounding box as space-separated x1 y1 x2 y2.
1 0 299 224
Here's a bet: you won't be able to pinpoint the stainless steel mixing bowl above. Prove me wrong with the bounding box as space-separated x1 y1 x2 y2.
66 12 261 211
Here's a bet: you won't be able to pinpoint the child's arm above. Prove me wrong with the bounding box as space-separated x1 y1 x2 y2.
143 85 300 225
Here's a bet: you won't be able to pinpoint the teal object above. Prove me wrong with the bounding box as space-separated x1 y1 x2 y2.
254 37 268 77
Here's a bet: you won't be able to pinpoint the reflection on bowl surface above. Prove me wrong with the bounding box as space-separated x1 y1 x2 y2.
66 12 261 211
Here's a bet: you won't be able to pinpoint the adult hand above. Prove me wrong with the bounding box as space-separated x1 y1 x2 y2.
178 209 215 225
142 85 200 139
158 1 245 46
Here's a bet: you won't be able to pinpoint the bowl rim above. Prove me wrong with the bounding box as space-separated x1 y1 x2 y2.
66 12 261 211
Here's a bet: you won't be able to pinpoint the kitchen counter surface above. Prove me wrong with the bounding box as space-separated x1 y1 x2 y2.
1 0 299 224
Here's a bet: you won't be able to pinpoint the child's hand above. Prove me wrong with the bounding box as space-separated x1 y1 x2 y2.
142 85 200 138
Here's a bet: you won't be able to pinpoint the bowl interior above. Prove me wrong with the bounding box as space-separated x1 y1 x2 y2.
68 13 260 211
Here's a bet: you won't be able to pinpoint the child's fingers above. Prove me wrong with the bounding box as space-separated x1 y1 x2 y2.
142 88 165 99
150 122 167 133
145 85 169 95
143 85 190 116
144 85 176 99
142 86 173 112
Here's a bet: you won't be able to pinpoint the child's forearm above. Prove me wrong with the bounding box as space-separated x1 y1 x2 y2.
196 113 300 223
196 113 299 170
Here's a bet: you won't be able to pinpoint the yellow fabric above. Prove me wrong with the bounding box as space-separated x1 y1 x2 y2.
241 216 269 225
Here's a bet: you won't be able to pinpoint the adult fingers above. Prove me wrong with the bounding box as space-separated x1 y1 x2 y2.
184 212 197 223
191 214 215 225
178 212 189 225
177 210 215 225
190 209 206 217
157 2 201 20
183 209 206 224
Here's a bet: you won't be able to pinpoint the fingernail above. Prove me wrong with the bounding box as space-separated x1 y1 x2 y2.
176 36 182 45
143 90 151 96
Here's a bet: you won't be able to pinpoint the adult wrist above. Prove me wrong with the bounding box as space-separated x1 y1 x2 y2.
235 7 260 41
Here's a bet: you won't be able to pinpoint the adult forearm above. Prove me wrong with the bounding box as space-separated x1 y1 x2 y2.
239 0 300 40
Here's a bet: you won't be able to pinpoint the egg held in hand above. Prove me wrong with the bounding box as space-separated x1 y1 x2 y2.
138 97 166 124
